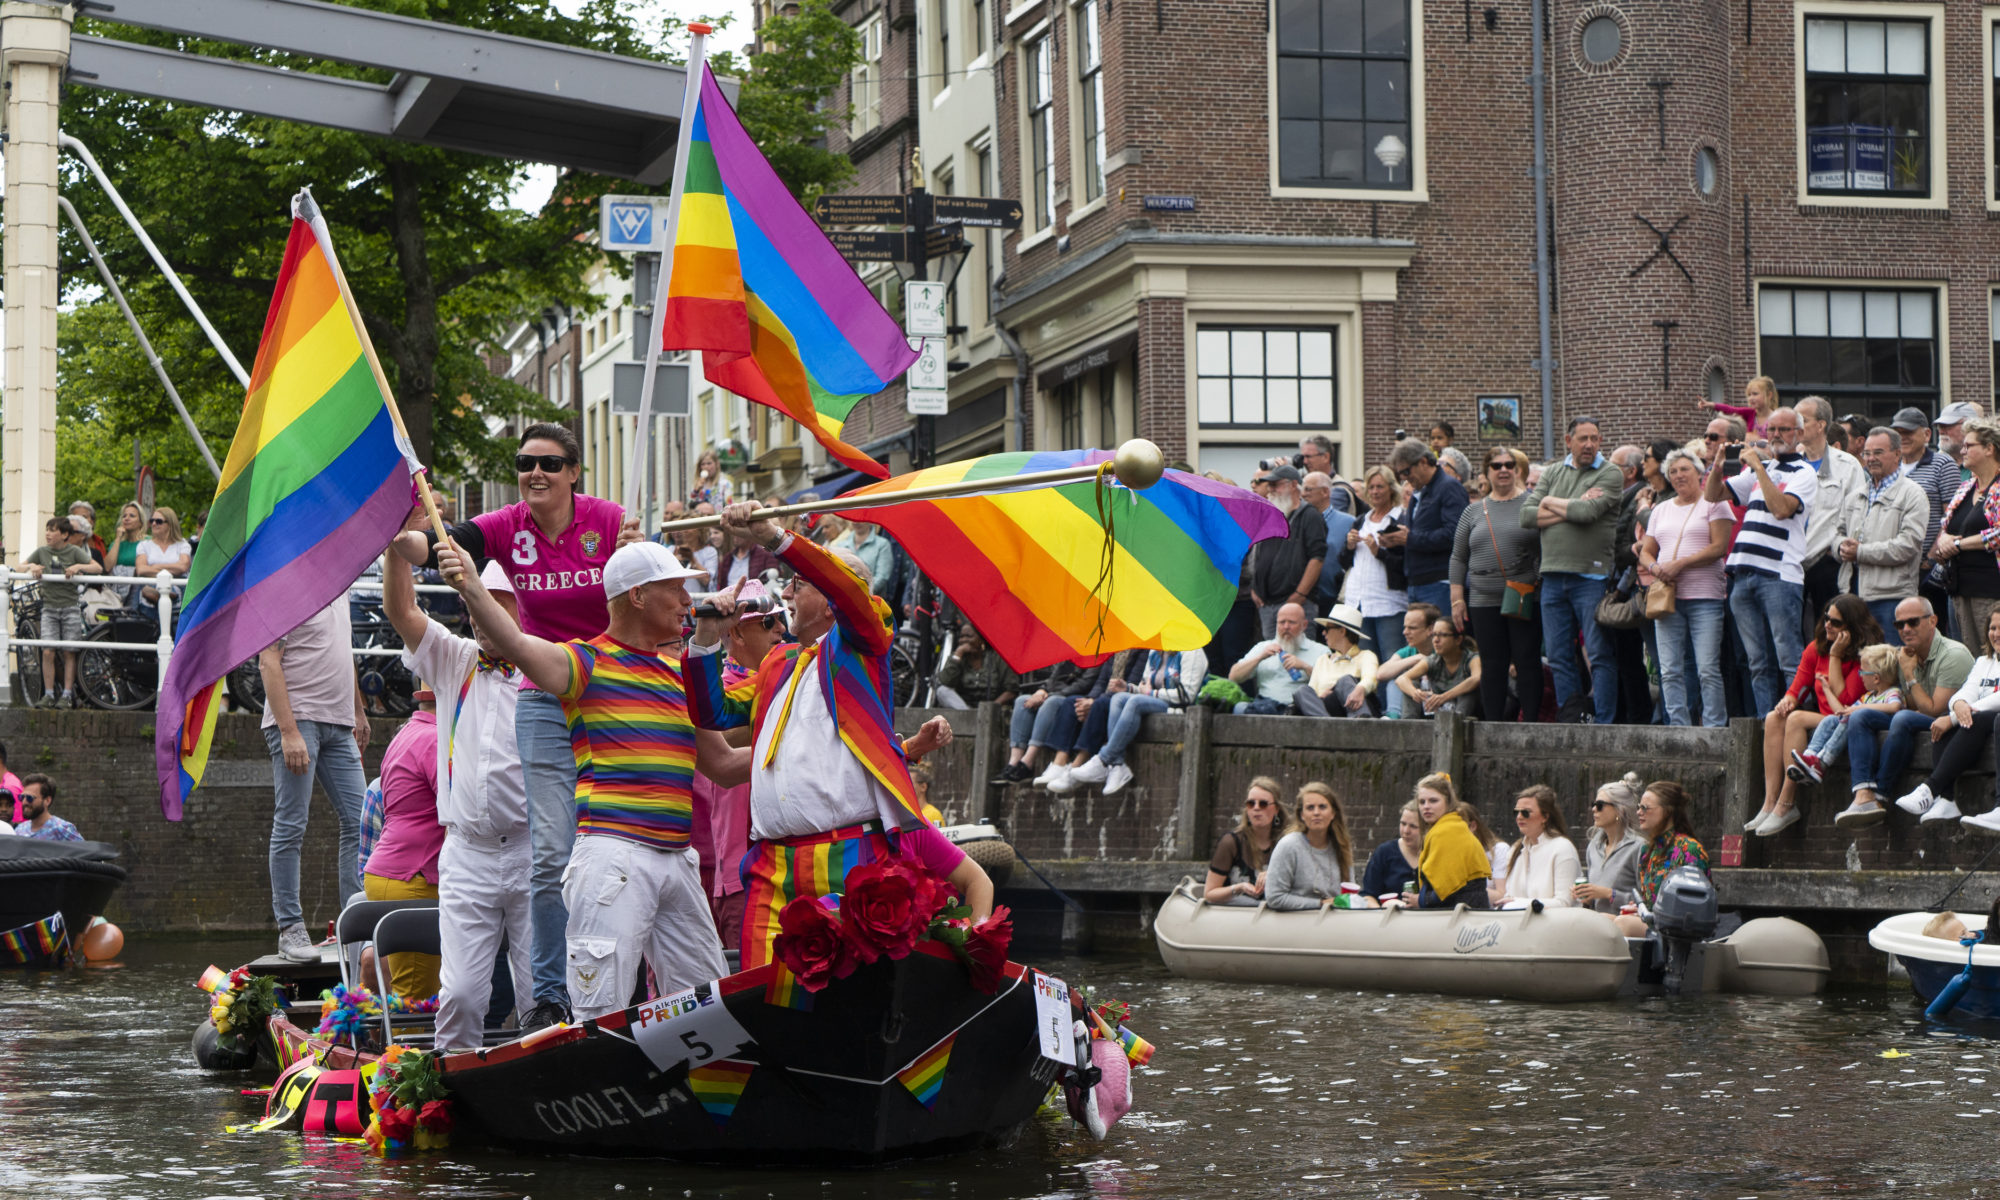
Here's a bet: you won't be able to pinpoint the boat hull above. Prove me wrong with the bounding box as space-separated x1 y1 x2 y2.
0 839 125 956
1869 911 2000 1018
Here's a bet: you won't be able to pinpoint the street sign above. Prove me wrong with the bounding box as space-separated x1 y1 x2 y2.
611 361 692 417
600 194 668 252
922 227 971 260
814 194 909 224
904 281 947 337
906 338 948 391
827 230 908 262
931 195 1022 229
1142 194 1198 212
906 389 949 415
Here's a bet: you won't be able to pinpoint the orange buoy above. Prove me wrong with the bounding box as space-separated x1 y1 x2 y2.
80 919 123 962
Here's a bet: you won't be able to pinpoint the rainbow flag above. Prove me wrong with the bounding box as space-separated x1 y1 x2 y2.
658 65 916 478
686 1059 755 1126
841 449 1286 672
153 192 418 819
0 913 67 966
896 1033 955 1110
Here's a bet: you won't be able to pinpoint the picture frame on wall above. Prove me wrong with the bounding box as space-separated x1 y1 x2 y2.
1477 395 1521 441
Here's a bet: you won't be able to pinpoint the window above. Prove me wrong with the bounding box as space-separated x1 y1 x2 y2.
1580 15 1622 64
1195 327 1337 428
1076 0 1106 202
612 307 621 336
938 0 951 83
1707 365 1727 408
976 143 995 314
1027 33 1056 230
852 17 884 136
1758 285 1937 421
1275 0 1411 189
1991 292 2000 407
1056 380 1084 449
1696 146 1719 196
972 0 986 57
1804 17 1929 197
1094 363 1117 445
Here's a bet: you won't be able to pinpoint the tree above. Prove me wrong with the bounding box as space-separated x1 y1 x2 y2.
48 0 858 521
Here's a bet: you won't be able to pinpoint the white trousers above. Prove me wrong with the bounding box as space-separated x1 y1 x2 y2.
561 833 728 1021
435 829 533 1052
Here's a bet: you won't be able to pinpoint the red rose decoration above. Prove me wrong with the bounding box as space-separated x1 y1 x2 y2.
962 906 1014 993
773 896 858 992
378 1101 417 1141
839 862 934 964
417 1099 455 1134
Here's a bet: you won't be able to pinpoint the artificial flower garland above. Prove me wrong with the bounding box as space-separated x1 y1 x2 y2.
770 860 1014 993
208 969 282 1055
316 986 441 1039
363 1046 454 1155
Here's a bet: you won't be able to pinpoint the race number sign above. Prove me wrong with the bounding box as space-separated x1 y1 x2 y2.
631 981 754 1073
1032 971 1074 1066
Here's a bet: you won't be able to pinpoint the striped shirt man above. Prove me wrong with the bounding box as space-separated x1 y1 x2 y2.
1901 444 1961 564
558 635 696 850
1723 454 1818 585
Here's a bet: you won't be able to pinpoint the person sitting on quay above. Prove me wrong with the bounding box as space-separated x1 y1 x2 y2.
1747 595 1880 837
1292 604 1379 718
1493 784 1580 908
1837 596 1973 830
1615 780 1709 938
1067 648 1207 795
1361 799 1424 903
1227 602 1326 715
1045 650 1146 795
1396 618 1481 719
1401 773 1491 910
14 775 80 842
1204 776 1292 906
933 619 1022 711
1264 782 1367 910
1373 603 1442 718
1573 774 1647 913
993 659 1097 786
1785 643 1902 788
1893 608 2000 834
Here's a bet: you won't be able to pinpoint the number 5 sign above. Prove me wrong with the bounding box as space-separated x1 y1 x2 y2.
631 982 754 1072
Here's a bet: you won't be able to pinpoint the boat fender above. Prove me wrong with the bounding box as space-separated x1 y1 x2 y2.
1926 933 1986 1020
190 1018 257 1071
1529 899 1544 915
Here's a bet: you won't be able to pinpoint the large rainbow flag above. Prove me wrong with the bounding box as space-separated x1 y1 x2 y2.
658 65 916 478
153 193 418 819
841 450 1287 672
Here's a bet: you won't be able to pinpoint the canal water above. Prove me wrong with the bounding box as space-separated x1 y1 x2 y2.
3 936 1994 1199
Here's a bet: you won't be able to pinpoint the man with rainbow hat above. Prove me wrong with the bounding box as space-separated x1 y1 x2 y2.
685 502 974 969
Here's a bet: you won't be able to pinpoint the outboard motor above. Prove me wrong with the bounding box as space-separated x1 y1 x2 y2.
1650 866 1719 994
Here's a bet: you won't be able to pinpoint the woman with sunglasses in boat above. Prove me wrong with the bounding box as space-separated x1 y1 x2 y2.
1204 777 1294 906
392 422 642 1031
1399 773 1491 909
1615 780 1708 937
1493 784 1580 908
1265 782 1373 909
1572 773 1647 913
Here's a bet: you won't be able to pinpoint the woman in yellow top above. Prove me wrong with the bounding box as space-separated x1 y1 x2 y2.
1400 772 1493 909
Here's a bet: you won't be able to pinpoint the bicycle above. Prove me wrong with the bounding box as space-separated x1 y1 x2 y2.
10 584 43 707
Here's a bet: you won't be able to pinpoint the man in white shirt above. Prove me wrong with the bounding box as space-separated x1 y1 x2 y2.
1227 603 1327 714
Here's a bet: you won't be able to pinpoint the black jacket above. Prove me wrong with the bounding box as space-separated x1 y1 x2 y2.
1252 505 1330 601
1404 471 1469 586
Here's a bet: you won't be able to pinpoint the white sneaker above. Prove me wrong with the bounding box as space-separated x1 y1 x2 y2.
1103 762 1134 795
1032 760 1061 786
1044 765 1078 794
1921 798 1963 825
1963 810 2000 837
1069 756 1109 785
1893 783 1936 816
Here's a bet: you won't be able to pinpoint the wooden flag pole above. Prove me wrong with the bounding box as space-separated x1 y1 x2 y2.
296 188 459 574
624 23 714 525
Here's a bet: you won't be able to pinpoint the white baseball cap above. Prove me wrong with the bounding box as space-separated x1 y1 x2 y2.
603 541 707 599
480 559 514 595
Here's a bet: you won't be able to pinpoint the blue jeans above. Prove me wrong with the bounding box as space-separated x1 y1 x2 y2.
1540 573 1615 724
517 687 579 1007
263 720 366 929
1363 617 1408 716
1806 711 1852 764
1845 706 1931 794
1653 598 1725 727
1867 598 1904 647
1233 697 1289 715
1100 693 1169 765
1728 572 1805 716
1409 580 1452 617
1007 694 1037 748
1011 694 1080 751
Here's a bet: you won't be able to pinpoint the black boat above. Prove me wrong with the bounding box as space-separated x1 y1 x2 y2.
0 837 124 958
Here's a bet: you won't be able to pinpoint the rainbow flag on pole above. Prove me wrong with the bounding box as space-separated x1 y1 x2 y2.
153 193 418 819
842 450 1286 672
658 65 915 478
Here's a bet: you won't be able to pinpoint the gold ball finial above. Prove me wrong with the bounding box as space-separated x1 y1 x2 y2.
1112 438 1167 490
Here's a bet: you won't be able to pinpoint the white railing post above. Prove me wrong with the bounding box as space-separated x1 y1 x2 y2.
0 576 12 709
154 569 175 697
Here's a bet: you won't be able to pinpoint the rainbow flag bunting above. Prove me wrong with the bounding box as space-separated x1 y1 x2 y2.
896 1033 955 1110
686 1059 755 1126
0 913 67 966
841 449 1287 672
659 65 916 478
153 192 418 819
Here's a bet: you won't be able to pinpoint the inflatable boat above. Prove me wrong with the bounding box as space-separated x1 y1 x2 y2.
0 838 125 965
1154 880 1828 1000
941 822 1015 888
1869 911 2000 1019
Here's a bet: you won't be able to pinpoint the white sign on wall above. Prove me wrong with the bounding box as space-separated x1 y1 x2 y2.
906 389 949 415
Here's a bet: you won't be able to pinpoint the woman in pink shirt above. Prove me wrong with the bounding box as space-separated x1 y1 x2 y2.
1640 449 1736 728
364 692 442 997
391 422 640 1027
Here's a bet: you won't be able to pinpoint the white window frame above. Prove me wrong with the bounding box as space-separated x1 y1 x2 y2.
1986 7 2000 212
1020 23 1058 234
1072 0 1107 206
1794 1 1946 211
852 15 885 137
1752 276 1952 407
1267 0 1429 203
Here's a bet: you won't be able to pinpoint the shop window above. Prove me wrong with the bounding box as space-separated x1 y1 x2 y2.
1804 17 1929 197
1195 327 1337 429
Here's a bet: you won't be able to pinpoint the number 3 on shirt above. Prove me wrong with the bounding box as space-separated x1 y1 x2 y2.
512 530 539 566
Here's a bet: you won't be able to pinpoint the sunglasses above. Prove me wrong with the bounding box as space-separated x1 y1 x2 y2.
1590 800 1613 810
1245 798 1275 809
1513 808 1538 817
150 517 166 525
1896 616 1928 629
1824 617 1845 628
515 453 576 474
1488 461 1516 471
1704 432 1725 441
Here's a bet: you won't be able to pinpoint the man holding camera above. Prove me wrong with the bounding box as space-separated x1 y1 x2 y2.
1706 407 1818 715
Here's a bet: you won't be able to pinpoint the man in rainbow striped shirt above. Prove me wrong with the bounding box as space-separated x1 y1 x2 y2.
439 538 733 1021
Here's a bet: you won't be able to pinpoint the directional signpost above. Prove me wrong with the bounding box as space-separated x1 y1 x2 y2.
931 195 1024 228
813 194 909 225
825 230 907 262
